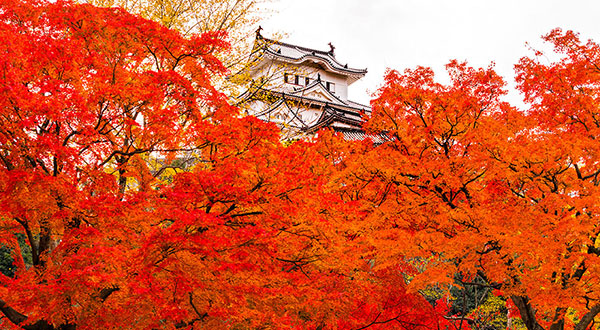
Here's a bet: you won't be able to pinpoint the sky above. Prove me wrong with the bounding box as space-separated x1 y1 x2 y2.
260 0 600 106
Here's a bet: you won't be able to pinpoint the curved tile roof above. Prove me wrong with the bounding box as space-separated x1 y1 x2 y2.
253 33 367 79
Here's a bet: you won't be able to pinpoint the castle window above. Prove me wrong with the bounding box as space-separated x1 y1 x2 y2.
284 73 306 86
326 82 335 93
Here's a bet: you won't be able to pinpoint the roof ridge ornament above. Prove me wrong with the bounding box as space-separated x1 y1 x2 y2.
256 26 263 39
328 42 335 55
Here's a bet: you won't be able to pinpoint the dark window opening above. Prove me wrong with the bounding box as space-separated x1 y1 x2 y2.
326 82 335 93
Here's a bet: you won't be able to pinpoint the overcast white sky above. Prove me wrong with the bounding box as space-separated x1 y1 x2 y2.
260 0 600 106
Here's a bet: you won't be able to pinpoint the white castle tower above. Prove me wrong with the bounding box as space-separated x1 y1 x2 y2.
239 27 371 140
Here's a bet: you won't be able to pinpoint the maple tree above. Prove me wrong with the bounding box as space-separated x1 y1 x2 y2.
0 0 445 329
334 29 600 330
83 0 274 98
12 1 600 329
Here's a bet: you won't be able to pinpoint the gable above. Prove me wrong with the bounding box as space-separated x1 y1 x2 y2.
256 100 315 128
290 82 344 105
303 89 338 103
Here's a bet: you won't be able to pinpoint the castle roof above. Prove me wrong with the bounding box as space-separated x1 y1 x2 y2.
252 29 367 84
239 84 370 114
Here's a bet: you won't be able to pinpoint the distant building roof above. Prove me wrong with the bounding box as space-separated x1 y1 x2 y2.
334 129 389 144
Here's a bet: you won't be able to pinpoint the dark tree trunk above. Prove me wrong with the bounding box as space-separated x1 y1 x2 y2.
510 296 545 330
573 304 600 330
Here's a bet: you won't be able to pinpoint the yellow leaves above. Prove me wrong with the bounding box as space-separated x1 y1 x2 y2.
120 154 157 192
84 0 271 95
594 233 600 249
467 293 511 330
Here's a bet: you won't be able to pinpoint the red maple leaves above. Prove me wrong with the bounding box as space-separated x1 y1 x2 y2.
0 0 440 329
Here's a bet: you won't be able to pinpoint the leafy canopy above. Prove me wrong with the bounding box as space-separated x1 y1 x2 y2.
0 0 442 329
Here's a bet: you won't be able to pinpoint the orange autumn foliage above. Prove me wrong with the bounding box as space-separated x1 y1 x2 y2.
8 0 600 329
0 0 443 329
335 29 600 330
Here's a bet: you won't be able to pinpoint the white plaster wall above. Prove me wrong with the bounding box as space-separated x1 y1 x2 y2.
250 57 353 101
318 71 348 101
252 61 292 93
274 64 350 101
248 100 267 116
295 107 322 126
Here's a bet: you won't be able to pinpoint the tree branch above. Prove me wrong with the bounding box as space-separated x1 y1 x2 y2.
0 297 27 326
510 296 545 330
574 304 600 330
98 287 119 302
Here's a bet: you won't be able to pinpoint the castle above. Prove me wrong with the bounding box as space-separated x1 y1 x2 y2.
239 27 372 140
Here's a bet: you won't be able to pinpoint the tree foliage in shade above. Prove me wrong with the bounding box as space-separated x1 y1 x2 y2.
0 0 444 329
336 29 600 330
